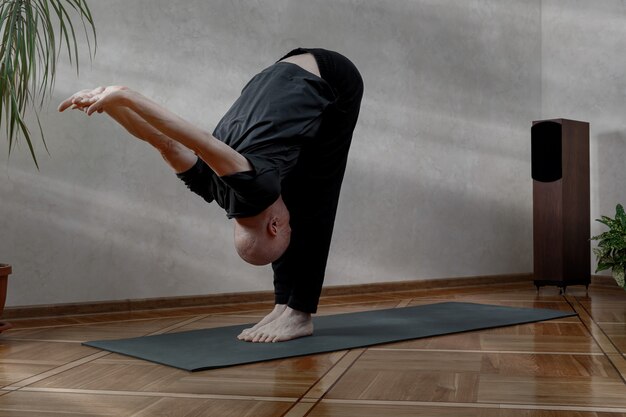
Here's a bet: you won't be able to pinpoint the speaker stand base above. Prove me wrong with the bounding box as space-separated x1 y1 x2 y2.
534 279 590 295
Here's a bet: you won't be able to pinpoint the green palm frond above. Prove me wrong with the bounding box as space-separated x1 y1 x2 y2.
0 0 96 168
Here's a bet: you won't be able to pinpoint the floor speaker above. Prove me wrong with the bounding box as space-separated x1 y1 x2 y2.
532 119 590 291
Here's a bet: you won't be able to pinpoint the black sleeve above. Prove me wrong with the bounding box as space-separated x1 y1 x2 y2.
176 158 216 204
220 166 281 218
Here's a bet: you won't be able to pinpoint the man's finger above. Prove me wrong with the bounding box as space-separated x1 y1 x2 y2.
58 97 75 112
59 88 99 112
86 98 104 116
72 97 87 105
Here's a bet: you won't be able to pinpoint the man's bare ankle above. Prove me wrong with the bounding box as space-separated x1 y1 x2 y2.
284 307 311 320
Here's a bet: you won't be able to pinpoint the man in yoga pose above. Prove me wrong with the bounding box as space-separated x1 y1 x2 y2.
59 48 363 343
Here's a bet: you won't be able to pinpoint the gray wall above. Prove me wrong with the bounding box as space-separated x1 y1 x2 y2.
542 0 626 271
1 0 544 307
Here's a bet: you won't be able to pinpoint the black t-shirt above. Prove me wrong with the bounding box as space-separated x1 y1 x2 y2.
178 62 335 218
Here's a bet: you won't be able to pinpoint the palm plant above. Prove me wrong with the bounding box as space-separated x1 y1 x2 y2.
0 0 96 168
591 203 626 290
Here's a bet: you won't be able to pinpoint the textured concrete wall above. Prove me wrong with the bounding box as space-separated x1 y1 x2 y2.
0 0 541 306
541 0 626 276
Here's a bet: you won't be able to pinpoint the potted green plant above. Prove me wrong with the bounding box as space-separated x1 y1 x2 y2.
591 204 626 290
1 0 96 167
1 1 96 327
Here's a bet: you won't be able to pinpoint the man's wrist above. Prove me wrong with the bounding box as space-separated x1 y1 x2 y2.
118 88 135 108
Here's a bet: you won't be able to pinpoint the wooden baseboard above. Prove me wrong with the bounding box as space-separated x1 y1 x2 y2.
591 274 619 287
320 273 533 296
4 273 536 319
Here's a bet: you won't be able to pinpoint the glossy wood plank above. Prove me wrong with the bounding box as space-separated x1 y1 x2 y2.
129 396 292 417
5 352 110 389
478 375 626 408
607 353 626 382
0 391 155 417
308 401 626 417
0 390 291 417
3 317 192 342
0 363 58 389
570 286 626 302
598 324 626 353
282 402 317 417
303 349 365 400
377 322 602 353
0 340 99 387
582 306 626 324
326 350 626 407
567 296 621 355
31 351 346 398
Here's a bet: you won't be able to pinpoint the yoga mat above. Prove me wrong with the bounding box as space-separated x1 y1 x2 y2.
84 302 575 372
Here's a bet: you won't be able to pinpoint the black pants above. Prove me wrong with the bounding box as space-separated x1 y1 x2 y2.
273 48 364 313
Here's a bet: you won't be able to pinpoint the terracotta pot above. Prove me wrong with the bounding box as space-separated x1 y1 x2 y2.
0 264 13 332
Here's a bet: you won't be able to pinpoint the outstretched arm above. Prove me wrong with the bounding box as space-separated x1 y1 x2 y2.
108 106 198 173
59 86 253 177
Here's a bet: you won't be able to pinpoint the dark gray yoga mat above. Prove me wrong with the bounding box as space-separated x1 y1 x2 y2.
84 302 575 372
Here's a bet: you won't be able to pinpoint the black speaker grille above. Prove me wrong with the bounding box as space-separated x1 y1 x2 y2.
531 121 562 182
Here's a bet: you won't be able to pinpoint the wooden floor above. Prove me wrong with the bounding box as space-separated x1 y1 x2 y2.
0 281 625 416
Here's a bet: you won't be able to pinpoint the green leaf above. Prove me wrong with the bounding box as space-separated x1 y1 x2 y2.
618 204 626 229
0 0 96 167
593 203 626 277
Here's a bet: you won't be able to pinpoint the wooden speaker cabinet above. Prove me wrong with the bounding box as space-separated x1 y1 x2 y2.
531 119 590 292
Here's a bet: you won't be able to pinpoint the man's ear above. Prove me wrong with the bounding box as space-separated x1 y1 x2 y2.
268 217 280 236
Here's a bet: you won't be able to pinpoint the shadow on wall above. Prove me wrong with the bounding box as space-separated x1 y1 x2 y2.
354 0 540 129
0 167 248 303
331 146 533 281
592 131 626 276
594 130 626 228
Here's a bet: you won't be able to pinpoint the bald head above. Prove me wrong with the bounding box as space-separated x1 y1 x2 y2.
233 196 291 266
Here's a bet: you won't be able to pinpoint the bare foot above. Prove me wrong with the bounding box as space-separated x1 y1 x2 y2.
237 304 287 340
241 307 313 343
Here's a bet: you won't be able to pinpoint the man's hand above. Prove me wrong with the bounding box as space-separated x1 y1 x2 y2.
58 86 129 115
59 84 252 176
